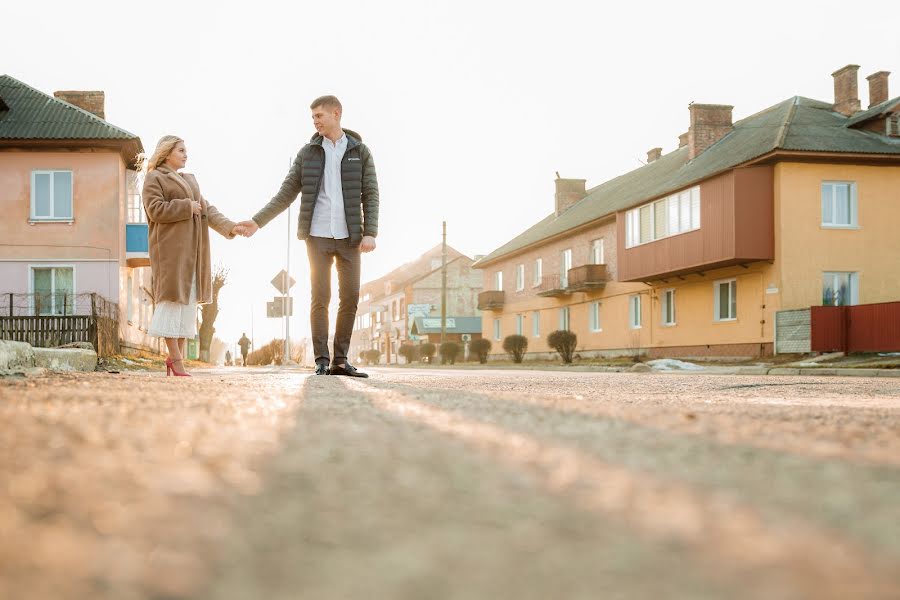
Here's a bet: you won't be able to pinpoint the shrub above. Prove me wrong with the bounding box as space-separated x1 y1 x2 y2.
398 344 418 364
502 334 528 363
439 341 461 365
360 349 381 365
419 342 437 363
470 338 492 364
547 330 578 364
247 338 284 366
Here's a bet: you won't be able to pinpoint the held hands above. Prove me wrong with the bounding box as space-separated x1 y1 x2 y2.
231 220 259 238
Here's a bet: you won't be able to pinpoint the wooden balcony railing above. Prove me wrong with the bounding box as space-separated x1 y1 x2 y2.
566 264 608 291
477 290 505 311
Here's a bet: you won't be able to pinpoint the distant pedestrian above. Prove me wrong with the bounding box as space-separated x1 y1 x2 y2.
225 350 233 366
238 333 251 366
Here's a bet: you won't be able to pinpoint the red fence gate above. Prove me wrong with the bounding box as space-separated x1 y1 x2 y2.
811 301 900 353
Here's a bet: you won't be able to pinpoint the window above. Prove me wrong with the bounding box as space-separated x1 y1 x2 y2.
516 264 525 291
560 249 572 287
822 272 859 306
714 279 737 321
662 289 676 326
591 239 604 265
516 314 524 335
31 266 74 315
886 114 900 137
127 171 145 224
493 318 501 341
533 258 542 286
589 301 601 332
532 310 540 337
821 182 858 227
31 171 73 221
629 295 642 329
559 307 570 331
494 271 503 291
625 186 701 247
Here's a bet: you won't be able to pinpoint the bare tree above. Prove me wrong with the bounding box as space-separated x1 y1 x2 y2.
199 264 228 363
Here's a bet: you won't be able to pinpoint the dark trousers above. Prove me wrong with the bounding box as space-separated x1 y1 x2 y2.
306 236 361 366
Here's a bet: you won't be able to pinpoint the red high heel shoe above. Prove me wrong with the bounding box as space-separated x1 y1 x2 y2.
166 357 192 377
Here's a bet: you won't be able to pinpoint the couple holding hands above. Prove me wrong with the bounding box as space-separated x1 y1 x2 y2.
141 95 378 378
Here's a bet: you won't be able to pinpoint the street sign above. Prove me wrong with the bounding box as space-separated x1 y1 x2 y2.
271 270 296 295
267 296 293 318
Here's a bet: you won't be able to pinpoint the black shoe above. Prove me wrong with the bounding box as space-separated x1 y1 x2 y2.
328 363 369 378
315 363 329 376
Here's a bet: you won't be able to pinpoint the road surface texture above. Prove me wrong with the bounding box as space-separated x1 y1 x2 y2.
1 366 898 600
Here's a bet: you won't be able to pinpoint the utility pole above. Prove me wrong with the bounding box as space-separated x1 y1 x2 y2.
283 156 294 365
441 221 447 346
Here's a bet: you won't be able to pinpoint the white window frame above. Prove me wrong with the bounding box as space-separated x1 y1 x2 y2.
28 264 76 316
629 294 642 329
714 278 737 322
822 271 860 306
661 288 676 326
558 306 570 331
821 181 858 229
493 318 501 341
532 258 542 287
30 170 74 222
494 271 503 292
515 313 524 335
625 186 701 248
516 264 525 291
590 239 605 265
561 249 572 288
532 310 540 337
589 301 602 332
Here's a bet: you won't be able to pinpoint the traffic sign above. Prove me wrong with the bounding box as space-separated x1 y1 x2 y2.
266 296 294 318
271 270 296 295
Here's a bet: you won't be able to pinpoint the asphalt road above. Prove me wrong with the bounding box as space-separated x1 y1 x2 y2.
1 366 898 599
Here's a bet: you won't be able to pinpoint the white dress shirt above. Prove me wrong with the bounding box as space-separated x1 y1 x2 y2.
309 133 349 239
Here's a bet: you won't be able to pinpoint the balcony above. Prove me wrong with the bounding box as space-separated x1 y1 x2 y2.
536 276 570 298
125 223 150 267
566 264 608 292
477 290 505 311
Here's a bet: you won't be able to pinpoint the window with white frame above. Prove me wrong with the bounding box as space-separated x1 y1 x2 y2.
662 289 676 326
533 258 542 286
589 301 601 332
532 310 540 337
714 279 737 321
516 264 525 291
126 170 145 224
625 186 700 247
493 318 501 341
629 295 642 329
591 239 604 265
516 314 524 335
822 272 859 306
559 306 570 331
31 171 73 221
31 266 74 315
494 271 503 291
560 249 572 287
821 182 857 227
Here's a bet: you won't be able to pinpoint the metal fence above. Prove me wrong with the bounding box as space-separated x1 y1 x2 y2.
811 301 900 353
0 293 120 357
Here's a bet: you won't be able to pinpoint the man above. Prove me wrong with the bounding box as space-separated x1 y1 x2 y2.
236 95 378 377
237 333 251 366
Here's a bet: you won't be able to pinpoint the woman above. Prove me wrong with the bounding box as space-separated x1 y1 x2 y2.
142 135 241 376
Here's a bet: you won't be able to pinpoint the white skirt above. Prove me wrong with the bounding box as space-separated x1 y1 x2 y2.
148 279 198 338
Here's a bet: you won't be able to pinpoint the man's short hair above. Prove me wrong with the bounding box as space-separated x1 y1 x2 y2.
310 95 342 113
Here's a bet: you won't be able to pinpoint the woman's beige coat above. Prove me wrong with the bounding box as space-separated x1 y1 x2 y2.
142 165 236 305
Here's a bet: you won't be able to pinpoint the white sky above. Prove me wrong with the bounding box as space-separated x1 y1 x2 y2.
4 0 898 351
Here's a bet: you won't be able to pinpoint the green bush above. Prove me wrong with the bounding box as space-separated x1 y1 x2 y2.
469 338 492 364
360 349 381 366
502 334 528 363
419 342 437 363
439 341 461 365
398 344 417 364
547 330 577 364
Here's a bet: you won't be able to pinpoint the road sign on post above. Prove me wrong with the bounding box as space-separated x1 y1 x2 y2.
271 270 296 296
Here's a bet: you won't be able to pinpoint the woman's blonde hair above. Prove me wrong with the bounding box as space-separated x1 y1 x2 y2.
138 135 184 173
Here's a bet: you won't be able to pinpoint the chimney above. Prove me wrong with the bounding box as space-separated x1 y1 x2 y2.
866 71 890 108
831 65 860 116
687 104 733 160
53 90 105 119
554 177 586 216
678 132 689 148
646 147 662 163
